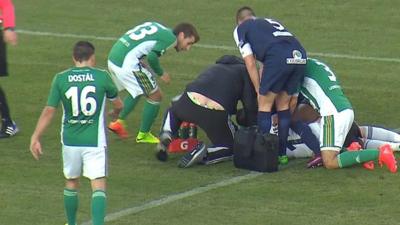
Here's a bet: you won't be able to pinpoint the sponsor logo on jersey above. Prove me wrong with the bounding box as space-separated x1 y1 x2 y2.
68 119 94 124
287 50 306 64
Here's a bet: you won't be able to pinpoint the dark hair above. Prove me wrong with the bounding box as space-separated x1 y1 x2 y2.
173 23 200 43
73 41 95 62
236 6 255 24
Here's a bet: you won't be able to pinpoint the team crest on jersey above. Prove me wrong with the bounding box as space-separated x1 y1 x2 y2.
287 50 306 64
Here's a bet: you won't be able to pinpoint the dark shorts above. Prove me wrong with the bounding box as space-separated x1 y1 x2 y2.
169 93 236 148
0 31 7 76
259 43 306 95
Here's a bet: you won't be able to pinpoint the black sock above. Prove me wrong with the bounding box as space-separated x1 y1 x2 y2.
277 110 291 156
0 87 12 124
291 121 321 155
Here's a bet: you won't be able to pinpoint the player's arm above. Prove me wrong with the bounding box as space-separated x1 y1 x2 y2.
105 72 124 120
240 70 258 126
30 75 60 160
147 50 170 84
109 97 123 121
233 27 259 94
243 55 260 94
148 36 175 84
0 0 17 45
30 106 56 160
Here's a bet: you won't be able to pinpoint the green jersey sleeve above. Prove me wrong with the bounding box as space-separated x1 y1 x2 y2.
46 74 61 107
147 29 176 76
147 50 164 76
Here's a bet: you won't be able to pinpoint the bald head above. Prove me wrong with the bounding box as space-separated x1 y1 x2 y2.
236 6 255 24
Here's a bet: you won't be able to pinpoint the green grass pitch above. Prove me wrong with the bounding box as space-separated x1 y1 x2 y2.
0 0 399 224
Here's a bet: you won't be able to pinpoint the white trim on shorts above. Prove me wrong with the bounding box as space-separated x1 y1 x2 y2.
319 109 354 152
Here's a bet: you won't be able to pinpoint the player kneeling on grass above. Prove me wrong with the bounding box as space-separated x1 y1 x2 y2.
283 102 400 170
299 58 397 172
30 41 123 225
156 55 258 168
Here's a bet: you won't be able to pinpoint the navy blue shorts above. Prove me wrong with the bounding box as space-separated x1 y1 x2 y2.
259 43 306 95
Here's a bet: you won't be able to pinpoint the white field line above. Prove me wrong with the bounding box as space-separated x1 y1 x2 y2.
17 29 400 63
81 172 262 225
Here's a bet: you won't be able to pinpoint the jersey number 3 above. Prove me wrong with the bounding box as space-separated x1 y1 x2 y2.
65 86 97 116
128 22 159 41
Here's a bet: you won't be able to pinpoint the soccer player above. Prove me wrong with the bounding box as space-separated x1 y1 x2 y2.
30 41 123 225
156 55 258 167
0 0 18 138
299 58 397 172
233 6 307 164
107 21 199 144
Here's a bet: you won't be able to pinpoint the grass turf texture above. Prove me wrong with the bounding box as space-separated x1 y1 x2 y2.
0 0 399 224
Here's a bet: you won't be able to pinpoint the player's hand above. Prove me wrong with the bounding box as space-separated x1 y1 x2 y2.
160 73 171 84
30 139 43 160
3 30 17 46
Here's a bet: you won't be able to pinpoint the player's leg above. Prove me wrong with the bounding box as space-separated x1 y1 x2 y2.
90 178 107 225
62 146 84 225
156 106 183 161
360 125 400 143
364 139 400 151
107 61 144 139
0 35 18 138
257 93 277 134
275 91 293 164
134 66 161 143
83 146 108 225
0 86 18 137
199 112 237 165
319 112 352 169
64 179 80 225
136 89 161 143
286 143 314 158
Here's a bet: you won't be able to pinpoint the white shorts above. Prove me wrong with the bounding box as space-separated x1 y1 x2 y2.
62 145 108 180
108 60 158 98
316 109 354 151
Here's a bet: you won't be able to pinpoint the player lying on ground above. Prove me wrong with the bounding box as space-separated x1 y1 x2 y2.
156 55 258 168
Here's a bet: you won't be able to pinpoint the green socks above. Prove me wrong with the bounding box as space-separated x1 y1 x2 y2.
64 188 78 225
337 149 379 168
91 190 107 225
119 95 141 119
140 99 160 133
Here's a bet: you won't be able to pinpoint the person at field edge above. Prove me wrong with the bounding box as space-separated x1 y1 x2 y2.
107 21 200 144
30 41 123 225
233 6 307 165
0 0 19 138
298 58 397 172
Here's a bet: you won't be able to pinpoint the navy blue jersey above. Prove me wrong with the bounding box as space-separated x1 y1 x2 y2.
234 18 304 62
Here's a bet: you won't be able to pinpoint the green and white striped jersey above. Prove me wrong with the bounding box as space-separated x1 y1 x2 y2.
108 21 176 75
300 58 352 116
47 67 118 147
